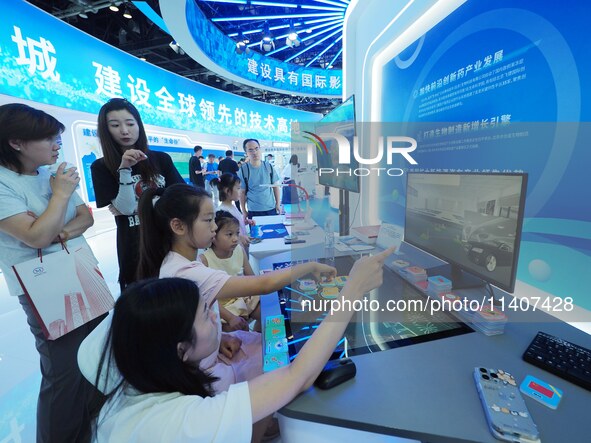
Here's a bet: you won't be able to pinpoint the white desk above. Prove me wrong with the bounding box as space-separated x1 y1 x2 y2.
248 215 325 273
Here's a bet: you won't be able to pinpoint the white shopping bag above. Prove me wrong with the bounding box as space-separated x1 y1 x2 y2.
13 243 114 340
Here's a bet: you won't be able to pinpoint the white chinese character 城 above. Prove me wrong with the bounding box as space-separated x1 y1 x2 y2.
11 26 60 81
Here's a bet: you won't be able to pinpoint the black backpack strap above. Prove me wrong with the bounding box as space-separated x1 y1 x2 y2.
241 163 250 194
265 161 273 184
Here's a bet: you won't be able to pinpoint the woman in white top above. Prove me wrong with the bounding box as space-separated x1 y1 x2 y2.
0 103 103 442
89 251 393 442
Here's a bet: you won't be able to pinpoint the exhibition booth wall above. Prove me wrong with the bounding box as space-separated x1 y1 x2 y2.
0 1 321 205
342 0 591 313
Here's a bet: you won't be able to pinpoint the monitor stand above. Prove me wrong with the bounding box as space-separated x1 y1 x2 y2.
448 264 486 290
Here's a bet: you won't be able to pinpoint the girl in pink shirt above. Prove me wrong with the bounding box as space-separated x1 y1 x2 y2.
136 183 336 441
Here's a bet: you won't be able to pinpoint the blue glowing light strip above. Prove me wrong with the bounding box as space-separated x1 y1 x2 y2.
287 334 312 345
328 48 343 67
212 12 342 21
303 16 343 25
262 19 343 52
312 0 349 7
228 16 338 37
284 286 315 299
265 21 342 53
250 1 298 7
305 35 342 67
202 0 248 4
301 4 345 12
285 27 342 62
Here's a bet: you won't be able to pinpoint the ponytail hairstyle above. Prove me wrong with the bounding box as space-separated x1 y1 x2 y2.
213 173 241 202
137 183 211 279
97 98 156 182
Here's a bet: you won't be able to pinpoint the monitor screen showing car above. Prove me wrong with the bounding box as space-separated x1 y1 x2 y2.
404 172 528 293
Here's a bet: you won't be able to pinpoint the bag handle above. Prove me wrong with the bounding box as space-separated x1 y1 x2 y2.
37 238 70 263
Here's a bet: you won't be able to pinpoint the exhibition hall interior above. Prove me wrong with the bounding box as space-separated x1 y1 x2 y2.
1 1 590 442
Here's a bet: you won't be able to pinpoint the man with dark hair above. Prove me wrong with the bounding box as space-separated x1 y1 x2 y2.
238 139 281 217
189 145 205 188
217 149 239 176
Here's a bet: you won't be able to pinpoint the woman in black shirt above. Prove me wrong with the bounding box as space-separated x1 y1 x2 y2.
91 98 183 291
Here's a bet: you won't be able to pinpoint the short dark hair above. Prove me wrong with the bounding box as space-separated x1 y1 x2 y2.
225 150 233 157
213 210 240 236
0 103 65 174
194 145 203 153
242 138 260 150
266 154 274 159
198 155 205 160
207 153 216 159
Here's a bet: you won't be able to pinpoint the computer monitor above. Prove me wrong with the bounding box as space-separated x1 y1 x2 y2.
316 95 359 193
404 172 528 293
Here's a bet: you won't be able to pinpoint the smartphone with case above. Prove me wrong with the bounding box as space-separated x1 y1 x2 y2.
473 367 540 443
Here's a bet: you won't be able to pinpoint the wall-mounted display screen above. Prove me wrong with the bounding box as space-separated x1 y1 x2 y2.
316 95 360 193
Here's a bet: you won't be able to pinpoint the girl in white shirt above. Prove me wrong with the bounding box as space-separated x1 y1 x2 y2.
213 173 254 249
91 250 393 443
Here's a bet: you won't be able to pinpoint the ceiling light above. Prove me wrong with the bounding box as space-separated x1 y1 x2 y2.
123 6 132 19
242 35 250 44
169 41 185 55
260 23 275 52
235 41 251 55
109 3 119 12
78 12 88 19
285 20 300 47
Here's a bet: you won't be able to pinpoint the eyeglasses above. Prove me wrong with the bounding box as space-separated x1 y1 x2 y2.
246 146 260 154
47 135 62 146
